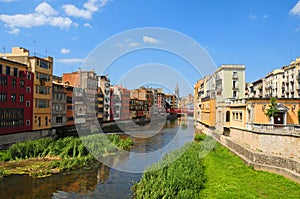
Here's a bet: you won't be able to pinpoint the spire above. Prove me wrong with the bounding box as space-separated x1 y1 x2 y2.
175 83 180 99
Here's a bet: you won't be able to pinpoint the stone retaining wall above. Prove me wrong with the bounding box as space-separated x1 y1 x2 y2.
0 129 56 149
195 122 300 184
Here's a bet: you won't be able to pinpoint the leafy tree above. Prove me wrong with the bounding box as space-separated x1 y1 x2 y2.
265 98 278 122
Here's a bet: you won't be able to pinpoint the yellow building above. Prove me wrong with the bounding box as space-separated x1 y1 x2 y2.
165 94 178 109
246 99 300 125
1 47 53 130
199 98 216 128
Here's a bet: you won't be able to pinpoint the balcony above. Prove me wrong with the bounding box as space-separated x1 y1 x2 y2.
247 123 300 135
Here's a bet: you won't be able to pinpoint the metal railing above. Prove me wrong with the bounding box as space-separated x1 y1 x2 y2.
246 122 300 134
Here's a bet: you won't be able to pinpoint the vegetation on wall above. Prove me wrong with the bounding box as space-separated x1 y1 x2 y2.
265 97 278 120
298 109 300 124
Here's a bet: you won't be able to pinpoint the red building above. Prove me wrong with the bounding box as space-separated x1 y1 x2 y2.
0 58 34 135
120 87 130 120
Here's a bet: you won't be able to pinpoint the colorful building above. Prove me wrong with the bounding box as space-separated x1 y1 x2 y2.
1 47 53 131
52 76 67 128
97 75 110 122
63 69 98 127
0 58 34 135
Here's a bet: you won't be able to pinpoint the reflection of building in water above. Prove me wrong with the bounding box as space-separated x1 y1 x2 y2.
97 163 111 184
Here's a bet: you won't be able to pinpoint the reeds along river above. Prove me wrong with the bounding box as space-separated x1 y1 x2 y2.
0 117 195 199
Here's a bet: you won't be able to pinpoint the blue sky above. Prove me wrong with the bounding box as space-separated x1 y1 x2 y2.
1 0 300 96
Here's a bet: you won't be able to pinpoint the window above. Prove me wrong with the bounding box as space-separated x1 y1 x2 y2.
12 78 16 86
26 101 30 107
20 80 25 87
233 91 237 98
36 100 49 108
11 94 16 102
56 116 63 124
0 64 2 74
239 113 242 121
27 74 31 80
233 71 237 78
67 105 73 110
68 117 74 121
26 87 31 93
45 116 48 126
233 80 237 89
6 66 10 75
38 117 41 127
40 60 49 69
226 111 230 122
0 93 7 102
13 68 18 77
67 96 72 103
36 86 50 95
26 120 30 126
19 95 24 103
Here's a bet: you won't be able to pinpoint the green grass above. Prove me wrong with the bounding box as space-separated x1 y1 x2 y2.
0 134 133 178
194 133 206 141
133 136 300 199
200 143 300 198
133 143 205 199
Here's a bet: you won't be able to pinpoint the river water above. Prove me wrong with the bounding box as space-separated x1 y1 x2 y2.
0 117 195 199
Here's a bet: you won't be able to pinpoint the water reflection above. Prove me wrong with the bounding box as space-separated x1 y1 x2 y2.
0 117 194 199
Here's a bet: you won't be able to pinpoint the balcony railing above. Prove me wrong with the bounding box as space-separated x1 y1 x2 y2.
246 123 300 135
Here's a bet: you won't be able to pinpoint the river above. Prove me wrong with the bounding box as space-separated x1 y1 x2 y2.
0 117 195 199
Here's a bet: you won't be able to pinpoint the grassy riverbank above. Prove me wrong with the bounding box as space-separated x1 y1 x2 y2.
0 134 133 178
133 135 300 198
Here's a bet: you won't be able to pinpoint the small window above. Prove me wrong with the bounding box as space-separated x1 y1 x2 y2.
38 117 41 127
26 87 31 93
226 111 230 122
27 74 31 80
0 64 2 74
20 95 24 102
12 78 16 86
11 94 16 102
20 80 25 87
26 120 30 126
6 66 10 76
26 101 30 107
13 68 18 77
239 113 242 120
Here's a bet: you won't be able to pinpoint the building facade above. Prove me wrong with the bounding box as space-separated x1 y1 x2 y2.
1 47 53 131
52 77 67 128
0 58 34 135
97 75 110 122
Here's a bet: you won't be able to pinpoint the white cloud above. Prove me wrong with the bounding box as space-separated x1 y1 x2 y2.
263 15 269 19
8 28 20 35
63 0 109 19
0 2 72 31
290 1 300 16
62 4 92 19
56 58 84 64
60 48 70 54
84 22 92 28
35 2 57 16
73 22 79 27
143 36 160 44
129 42 140 47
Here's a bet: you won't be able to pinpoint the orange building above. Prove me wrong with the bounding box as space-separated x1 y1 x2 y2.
246 98 300 125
